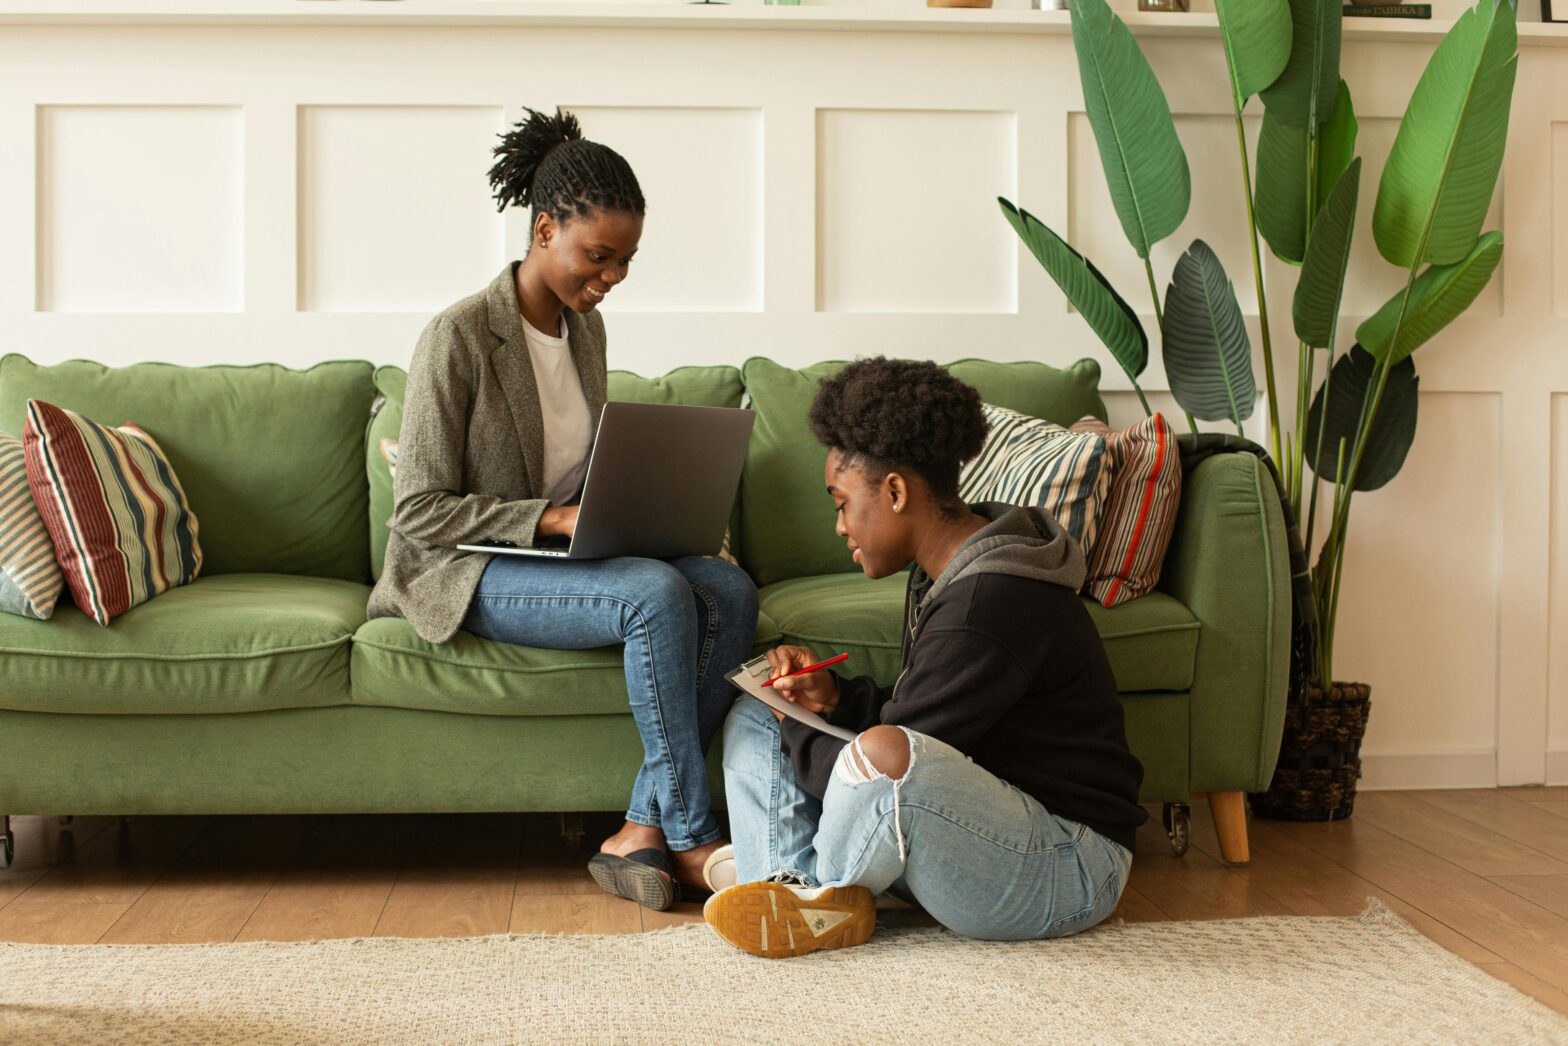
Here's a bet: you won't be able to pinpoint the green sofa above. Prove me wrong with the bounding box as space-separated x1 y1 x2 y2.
0 352 1288 869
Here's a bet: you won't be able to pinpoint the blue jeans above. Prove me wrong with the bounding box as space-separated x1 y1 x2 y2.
463 554 757 850
721 697 1133 940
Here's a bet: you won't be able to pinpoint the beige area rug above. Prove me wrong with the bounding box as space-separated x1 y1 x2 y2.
2 900 1564 1044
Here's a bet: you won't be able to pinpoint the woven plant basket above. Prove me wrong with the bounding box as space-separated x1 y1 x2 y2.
1250 681 1371 821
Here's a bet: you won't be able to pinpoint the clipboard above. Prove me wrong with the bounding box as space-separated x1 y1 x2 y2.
726 654 856 742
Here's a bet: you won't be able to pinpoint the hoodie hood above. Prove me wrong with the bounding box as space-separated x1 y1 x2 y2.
917 502 1085 609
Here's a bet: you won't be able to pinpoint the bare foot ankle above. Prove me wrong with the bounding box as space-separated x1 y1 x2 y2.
599 822 665 858
671 840 728 888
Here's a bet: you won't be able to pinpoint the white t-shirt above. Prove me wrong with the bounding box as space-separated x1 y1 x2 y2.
521 313 593 506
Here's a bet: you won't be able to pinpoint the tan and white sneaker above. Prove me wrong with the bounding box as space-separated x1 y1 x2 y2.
701 844 738 893
703 877 876 959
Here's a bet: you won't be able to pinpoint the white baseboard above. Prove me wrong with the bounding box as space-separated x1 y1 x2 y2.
1548 750 1568 786
1357 748 1497 791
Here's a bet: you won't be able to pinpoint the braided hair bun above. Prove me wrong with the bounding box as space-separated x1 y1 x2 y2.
488 107 583 213
488 106 645 223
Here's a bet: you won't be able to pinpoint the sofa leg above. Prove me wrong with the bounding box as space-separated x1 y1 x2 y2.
59 815 73 828
559 812 585 850
1 815 12 868
1206 791 1251 865
1162 803 1190 857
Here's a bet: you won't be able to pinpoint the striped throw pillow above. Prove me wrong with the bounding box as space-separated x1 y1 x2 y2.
0 431 65 619
1072 413 1182 608
22 400 203 627
959 403 1112 554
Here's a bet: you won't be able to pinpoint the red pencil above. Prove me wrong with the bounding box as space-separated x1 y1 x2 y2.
762 652 849 688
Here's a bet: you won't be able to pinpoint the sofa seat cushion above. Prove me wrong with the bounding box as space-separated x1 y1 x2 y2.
758 571 1200 695
0 574 368 715
352 611 781 717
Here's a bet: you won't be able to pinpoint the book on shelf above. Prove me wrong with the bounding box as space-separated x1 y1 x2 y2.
1343 3 1433 16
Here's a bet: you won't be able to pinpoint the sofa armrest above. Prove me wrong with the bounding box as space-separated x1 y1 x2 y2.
1157 452 1290 794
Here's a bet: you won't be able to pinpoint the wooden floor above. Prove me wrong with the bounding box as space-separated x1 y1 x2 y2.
4 788 1568 1016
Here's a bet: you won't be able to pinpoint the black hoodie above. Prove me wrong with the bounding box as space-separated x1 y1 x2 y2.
777 502 1148 852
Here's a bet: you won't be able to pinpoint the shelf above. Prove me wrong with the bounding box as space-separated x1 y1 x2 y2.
1 0 1565 45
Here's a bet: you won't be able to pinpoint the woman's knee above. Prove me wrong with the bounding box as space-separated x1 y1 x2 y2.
722 698 780 763
684 558 758 617
619 559 695 619
853 724 913 780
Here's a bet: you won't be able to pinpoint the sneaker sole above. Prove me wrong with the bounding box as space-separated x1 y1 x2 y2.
703 882 875 958
586 853 677 912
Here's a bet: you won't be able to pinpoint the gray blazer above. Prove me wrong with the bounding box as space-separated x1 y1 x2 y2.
367 262 608 644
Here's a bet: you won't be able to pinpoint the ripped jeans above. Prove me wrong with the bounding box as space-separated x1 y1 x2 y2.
720 697 1132 940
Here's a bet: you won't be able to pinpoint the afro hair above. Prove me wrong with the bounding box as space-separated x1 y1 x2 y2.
807 356 989 501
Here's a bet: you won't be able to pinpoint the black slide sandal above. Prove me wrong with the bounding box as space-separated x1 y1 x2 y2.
587 848 678 911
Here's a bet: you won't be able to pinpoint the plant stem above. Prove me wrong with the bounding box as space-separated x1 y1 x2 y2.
1325 259 1422 553
1304 337 1337 558
1233 110 1282 467
1144 255 1165 330
1325 490 1351 686
1290 134 1321 516
1143 255 1197 433
1133 385 1153 417
1290 340 1310 510
1318 437 1349 685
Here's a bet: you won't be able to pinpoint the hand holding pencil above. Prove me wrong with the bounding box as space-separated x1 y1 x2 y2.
762 646 843 718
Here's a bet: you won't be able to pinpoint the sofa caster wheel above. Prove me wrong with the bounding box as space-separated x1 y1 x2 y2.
1 816 13 869
1163 803 1190 858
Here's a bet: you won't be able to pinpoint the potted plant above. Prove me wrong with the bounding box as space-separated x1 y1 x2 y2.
1000 0 1517 820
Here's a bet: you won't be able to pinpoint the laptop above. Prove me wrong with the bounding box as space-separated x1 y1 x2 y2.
457 401 754 561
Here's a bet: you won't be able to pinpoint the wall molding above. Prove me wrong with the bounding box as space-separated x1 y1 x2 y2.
1359 749 1499 791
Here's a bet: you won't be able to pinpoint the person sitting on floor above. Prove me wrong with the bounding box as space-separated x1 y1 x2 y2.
700 356 1148 957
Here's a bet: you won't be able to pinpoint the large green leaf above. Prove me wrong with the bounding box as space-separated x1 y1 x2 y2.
1306 344 1419 492
1000 199 1149 381
1372 0 1516 268
1070 0 1191 259
1257 80 1358 265
1293 157 1361 348
1215 0 1293 108
1357 229 1503 364
1162 239 1256 426
1260 0 1342 129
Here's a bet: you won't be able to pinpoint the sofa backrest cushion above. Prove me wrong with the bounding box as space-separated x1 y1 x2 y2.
0 355 375 582
365 364 744 580
737 357 1108 587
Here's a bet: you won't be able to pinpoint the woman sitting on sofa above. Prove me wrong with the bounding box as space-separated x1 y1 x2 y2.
367 107 757 912
701 357 1146 957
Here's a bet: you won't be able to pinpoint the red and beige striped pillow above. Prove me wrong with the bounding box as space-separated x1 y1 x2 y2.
22 400 203 626
1070 413 1182 608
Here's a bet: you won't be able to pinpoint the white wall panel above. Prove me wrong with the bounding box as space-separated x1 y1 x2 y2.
37 105 243 313
817 109 1017 314
1551 395 1568 758
1332 393 1501 756
565 107 763 314
1556 123 1568 320
298 105 505 312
